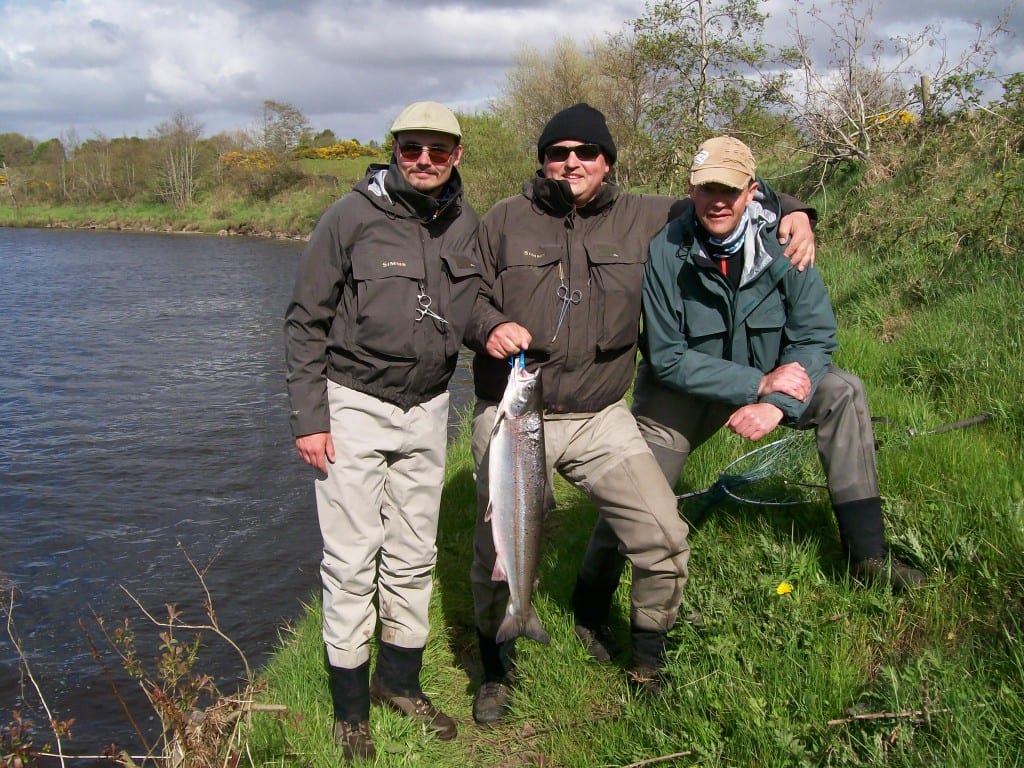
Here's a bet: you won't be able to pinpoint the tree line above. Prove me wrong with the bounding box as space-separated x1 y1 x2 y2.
1 0 1016 213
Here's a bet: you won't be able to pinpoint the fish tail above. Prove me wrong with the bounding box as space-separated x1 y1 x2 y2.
495 607 551 646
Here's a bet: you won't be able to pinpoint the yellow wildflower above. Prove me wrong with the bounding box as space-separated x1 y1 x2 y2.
776 581 793 596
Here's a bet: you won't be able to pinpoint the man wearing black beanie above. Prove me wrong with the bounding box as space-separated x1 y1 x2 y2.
465 103 817 724
535 102 618 165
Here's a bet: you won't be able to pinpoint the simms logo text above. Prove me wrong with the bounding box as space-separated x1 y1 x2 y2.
522 250 544 260
381 261 407 268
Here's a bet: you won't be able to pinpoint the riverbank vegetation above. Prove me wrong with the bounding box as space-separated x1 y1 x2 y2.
4 0 1023 765
240 95 1024 767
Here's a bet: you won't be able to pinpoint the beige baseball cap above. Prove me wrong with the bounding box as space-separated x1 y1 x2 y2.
390 101 461 139
689 136 756 189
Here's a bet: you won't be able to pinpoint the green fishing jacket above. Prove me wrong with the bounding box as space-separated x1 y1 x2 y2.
640 184 838 422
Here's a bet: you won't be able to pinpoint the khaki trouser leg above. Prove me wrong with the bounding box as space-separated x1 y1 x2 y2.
577 364 726 604
795 366 879 504
584 453 690 632
554 401 690 634
318 383 447 668
377 392 448 649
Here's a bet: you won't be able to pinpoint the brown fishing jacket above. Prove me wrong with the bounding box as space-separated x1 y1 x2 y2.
285 163 481 437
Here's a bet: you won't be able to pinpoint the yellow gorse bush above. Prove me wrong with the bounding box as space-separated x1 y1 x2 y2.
221 150 279 171
295 141 378 160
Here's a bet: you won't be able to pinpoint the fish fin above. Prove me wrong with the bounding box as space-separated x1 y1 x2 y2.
484 500 494 523
495 608 551 646
491 557 508 583
488 410 507 442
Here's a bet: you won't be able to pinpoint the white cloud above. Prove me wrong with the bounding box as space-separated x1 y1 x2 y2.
0 0 1020 143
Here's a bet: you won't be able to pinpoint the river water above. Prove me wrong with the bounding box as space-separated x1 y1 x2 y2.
0 227 473 755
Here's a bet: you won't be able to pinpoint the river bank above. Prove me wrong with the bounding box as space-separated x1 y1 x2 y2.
0 183 341 242
1 215 311 241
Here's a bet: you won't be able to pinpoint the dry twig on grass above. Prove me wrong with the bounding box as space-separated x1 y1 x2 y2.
827 707 950 726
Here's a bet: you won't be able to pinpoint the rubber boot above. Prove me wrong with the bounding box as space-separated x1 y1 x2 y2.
833 497 887 561
628 626 668 696
835 498 924 591
572 572 622 663
473 630 516 726
328 661 375 763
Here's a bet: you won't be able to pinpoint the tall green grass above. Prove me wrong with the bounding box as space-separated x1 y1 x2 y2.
253 114 1024 766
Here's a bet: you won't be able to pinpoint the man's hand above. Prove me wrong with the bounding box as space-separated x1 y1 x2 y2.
486 321 532 359
726 403 785 441
295 432 334 474
757 361 811 401
778 210 815 271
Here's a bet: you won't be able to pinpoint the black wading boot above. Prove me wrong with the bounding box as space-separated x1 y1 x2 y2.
369 641 457 740
572 572 623 664
472 630 516 726
834 498 925 592
628 626 668 697
328 661 375 763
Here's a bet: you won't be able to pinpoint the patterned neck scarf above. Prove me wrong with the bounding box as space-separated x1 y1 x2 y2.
707 209 749 255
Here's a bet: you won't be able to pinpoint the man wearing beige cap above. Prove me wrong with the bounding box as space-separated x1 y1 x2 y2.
577 136 924 623
285 101 481 760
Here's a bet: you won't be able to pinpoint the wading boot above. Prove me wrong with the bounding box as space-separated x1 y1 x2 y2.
627 626 668 697
571 573 623 664
370 642 456 740
332 720 375 763
835 498 925 592
472 631 516 726
328 661 375 763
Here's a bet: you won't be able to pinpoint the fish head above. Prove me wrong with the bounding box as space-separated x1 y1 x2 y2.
501 359 542 417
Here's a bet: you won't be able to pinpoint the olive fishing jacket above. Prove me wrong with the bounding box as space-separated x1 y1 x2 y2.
285 163 481 437
640 184 838 422
467 174 689 413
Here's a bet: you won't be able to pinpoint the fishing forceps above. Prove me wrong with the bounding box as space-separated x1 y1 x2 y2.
415 286 448 326
552 262 581 341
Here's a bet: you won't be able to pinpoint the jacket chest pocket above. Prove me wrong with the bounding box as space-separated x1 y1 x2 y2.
587 242 645 352
743 294 786 369
349 255 424 360
683 300 728 359
441 250 483 357
495 239 563 354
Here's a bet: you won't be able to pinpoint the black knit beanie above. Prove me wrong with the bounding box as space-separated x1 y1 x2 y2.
537 103 617 165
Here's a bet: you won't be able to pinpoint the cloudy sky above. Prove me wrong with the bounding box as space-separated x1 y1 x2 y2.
1 0 1021 145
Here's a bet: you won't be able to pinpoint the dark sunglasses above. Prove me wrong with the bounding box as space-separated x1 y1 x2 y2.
544 143 603 162
398 142 455 164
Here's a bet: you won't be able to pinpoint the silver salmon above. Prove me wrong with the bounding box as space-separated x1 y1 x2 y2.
487 354 550 645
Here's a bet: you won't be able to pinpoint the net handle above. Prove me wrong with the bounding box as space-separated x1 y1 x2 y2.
872 412 993 437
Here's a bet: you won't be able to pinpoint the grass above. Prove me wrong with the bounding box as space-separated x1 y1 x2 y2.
249 406 1023 766
239 115 1024 767
0 155 380 238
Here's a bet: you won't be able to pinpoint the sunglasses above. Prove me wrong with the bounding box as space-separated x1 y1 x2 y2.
544 143 603 163
398 142 455 164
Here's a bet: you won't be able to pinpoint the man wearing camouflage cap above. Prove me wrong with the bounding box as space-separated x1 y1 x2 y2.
285 101 480 761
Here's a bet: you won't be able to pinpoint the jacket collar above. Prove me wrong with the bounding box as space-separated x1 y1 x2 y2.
359 161 463 222
526 171 619 217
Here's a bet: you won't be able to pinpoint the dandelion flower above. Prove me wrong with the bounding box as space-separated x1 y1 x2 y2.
776 581 793 596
